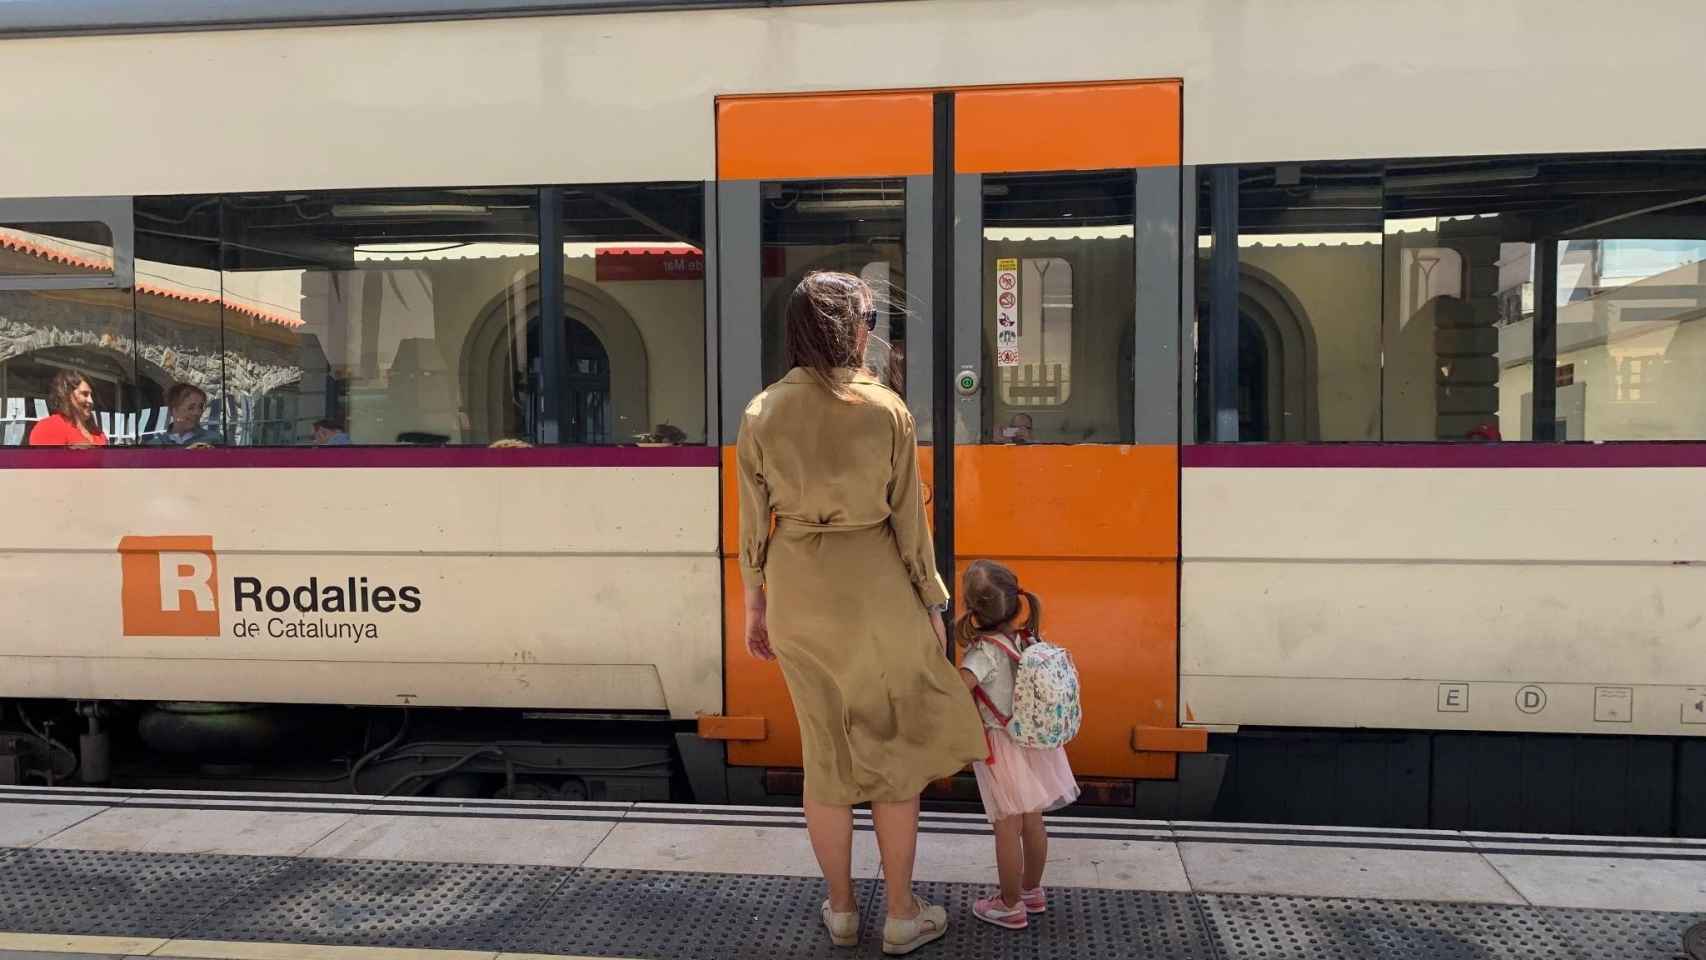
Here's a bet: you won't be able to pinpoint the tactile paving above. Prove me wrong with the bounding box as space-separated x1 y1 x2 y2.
1198 894 1576 959
874 881 1219 960
2 843 1701 958
507 868 883 960
0 847 285 938
1541 907 1706 960
193 857 567 950
509 870 1217 960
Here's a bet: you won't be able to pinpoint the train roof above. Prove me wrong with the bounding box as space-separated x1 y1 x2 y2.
0 0 887 38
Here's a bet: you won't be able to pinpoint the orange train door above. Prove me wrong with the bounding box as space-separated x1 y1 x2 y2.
706 82 1205 805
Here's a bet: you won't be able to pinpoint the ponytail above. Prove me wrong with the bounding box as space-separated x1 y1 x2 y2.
953 611 980 650
1018 589 1043 637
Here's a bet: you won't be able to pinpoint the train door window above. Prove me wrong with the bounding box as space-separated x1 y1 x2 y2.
221 189 540 446
758 178 907 393
559 182 706 445
1196 163 1383 442
983 172 1131 444
0 206 137 446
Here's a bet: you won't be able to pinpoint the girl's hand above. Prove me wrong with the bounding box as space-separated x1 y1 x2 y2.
744 585 775 661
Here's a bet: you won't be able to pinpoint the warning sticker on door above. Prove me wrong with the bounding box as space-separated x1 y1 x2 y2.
994 259 1019 367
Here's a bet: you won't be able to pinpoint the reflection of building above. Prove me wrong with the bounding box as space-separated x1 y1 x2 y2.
1500 247 1706 441
0 226 304 444
0 222 709 445
1196 220 1706 443
353 242 705 445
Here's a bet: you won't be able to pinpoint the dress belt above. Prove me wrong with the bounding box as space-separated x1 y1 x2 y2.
772 515 888 533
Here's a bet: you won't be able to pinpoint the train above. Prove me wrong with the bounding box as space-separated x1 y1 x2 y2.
0 0 1701 837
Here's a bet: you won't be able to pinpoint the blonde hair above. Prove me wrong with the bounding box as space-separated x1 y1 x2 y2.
488 438 533 448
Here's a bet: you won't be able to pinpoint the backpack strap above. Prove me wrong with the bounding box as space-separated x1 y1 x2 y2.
971 685 1011 727
982 633 1023 664
968 636 1017 729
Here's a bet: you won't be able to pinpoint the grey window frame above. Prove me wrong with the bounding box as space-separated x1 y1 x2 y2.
0 196 135 291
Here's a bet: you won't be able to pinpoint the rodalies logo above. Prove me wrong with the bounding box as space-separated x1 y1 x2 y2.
119 535 220 637
118 535 422 642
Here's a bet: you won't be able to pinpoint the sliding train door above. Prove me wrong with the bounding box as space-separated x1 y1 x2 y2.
708 83 1200 801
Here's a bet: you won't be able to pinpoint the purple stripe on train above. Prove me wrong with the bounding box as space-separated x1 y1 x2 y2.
0 445 721 469
1182 442 1706 469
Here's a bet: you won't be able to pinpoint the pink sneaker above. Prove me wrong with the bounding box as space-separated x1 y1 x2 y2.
1020 885 1046 914
973 894 1029 930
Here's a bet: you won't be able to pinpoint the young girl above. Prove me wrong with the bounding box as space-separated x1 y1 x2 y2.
955 560 1080 930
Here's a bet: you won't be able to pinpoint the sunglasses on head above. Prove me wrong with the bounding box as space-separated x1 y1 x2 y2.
864 309 878 331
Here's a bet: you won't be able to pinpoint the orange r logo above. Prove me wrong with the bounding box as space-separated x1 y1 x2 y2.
118 535 219 637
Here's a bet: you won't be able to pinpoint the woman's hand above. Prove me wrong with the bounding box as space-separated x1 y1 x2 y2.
930 609 948 652
744 585 775 661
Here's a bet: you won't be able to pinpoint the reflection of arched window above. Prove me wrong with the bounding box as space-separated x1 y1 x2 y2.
462 274 646 444
1196 265 1319 441
524 315 611 444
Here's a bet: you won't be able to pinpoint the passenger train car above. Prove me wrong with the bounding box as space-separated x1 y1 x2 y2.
0 0 1701 836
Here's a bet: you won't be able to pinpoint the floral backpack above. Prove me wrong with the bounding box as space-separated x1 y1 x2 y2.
971 629 1083 750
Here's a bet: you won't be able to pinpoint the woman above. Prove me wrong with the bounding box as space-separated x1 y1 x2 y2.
737 271 986 955
28 369 107 447
146 383 221 446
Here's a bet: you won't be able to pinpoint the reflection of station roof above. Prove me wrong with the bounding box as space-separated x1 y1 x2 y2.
0 227 303 329
352 241 701 262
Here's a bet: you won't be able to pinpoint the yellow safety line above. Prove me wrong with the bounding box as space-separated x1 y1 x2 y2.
0 932 168 955
0 932 647 960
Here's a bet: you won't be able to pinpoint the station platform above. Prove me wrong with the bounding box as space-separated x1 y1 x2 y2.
0 785 1701 960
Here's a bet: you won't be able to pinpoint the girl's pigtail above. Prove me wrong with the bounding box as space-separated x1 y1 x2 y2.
953 611 980 649
1018 589 1043 637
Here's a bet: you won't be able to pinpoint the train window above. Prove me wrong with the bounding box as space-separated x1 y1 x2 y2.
0 213 139 446
221 189 541 446
1198 152 1706 442
560 183 706 445
133 196 226 446
0 288 134 445
1548 231 1706 442
1196 163 1383 442
1381 161 1538 442
758 178 908 394
984 171 1132 444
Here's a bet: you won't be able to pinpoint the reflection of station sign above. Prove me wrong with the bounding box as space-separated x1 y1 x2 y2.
594 246 787 281
994 258 1019 368
596 248 704 282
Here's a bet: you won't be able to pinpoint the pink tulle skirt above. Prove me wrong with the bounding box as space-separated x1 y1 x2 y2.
972 727 1080 823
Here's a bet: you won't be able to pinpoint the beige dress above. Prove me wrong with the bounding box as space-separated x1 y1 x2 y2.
737 367 987 805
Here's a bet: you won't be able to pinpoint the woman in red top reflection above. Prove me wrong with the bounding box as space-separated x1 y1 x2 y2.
28 369 108 447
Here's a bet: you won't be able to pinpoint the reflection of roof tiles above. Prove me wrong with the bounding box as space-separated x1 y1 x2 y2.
141 283 303 329
0 230 109 273
0 230 303 330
